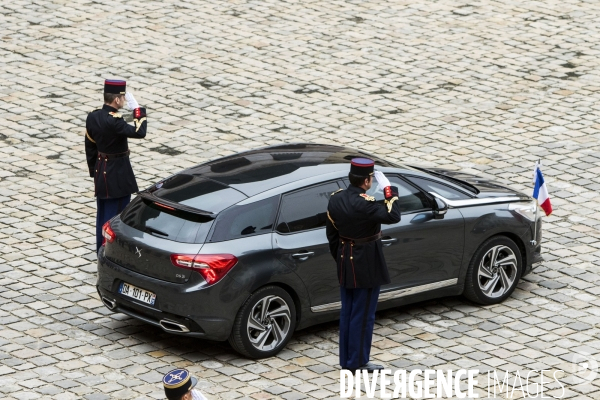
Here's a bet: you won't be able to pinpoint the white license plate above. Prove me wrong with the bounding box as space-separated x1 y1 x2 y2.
119 282 156 305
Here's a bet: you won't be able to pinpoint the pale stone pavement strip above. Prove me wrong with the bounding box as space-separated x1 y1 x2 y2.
0 0 600 399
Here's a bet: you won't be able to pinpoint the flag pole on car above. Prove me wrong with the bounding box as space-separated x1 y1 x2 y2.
531 159 552 245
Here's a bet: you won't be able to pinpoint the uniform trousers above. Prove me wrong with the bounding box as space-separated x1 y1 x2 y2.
96 195 130 253
339 286 380 369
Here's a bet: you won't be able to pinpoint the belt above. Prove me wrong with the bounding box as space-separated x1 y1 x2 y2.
98 150 130 160
340 231 382 245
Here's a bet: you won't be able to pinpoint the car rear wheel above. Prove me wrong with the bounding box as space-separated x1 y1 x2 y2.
228 286 297 359
463 236 522 305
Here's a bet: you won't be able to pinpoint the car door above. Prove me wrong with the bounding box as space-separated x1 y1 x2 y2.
272 181 343 308
364 175 465 291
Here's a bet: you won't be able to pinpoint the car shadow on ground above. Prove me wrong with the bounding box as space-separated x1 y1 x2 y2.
111 294 500 366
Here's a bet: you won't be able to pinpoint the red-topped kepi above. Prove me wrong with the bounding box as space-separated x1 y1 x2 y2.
104 79 126 94
350 157 375 176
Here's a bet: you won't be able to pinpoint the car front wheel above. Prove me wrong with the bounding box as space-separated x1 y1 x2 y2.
463 236 522 305
228 286 297 359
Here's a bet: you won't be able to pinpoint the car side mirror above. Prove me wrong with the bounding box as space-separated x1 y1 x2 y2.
432 197 448 219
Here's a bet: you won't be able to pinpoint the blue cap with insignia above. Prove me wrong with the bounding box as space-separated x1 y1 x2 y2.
163 368 198 400
104 79 126 94
350 157 375 177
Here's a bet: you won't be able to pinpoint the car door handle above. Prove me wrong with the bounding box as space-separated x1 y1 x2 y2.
292 251 315 260
381 237 398 247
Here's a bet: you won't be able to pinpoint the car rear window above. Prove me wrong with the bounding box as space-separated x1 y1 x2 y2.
120 197 214 243
151 175 247 213
210 196 280 242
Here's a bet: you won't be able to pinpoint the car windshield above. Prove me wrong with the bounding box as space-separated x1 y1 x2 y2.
408 166 479 194
120 197 214 243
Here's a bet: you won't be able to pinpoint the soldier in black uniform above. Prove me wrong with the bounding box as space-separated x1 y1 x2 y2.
85 79 147 253
326 158 401 372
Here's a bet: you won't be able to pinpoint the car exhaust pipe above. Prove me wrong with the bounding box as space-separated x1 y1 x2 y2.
159 319 190 333
102 297 116 310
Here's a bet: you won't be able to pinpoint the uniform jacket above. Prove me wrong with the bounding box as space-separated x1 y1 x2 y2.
326 185 401 288
85 104 147 199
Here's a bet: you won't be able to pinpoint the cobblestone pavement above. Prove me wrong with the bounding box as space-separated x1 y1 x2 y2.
1 0 600 398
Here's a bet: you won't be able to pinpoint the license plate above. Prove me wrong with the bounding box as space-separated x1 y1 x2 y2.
119 282 156 305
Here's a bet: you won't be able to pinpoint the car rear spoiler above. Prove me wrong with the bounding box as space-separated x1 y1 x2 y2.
138 192 216 218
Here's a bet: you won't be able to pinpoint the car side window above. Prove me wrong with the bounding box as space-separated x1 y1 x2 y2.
277 182 341 233
365 175 431 213
210 196 280 242
406 176 471 200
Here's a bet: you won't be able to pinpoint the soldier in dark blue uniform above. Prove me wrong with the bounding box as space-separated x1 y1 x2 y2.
326 158 401 372
85 80 147 253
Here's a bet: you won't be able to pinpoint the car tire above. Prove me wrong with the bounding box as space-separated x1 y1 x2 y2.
463 236 522 305
228 286 297 359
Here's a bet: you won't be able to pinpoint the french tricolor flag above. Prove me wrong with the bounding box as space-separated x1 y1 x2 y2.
533 162 552 216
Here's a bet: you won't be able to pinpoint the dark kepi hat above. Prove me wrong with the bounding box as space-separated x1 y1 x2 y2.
104 79 126 94
163 368 198 400
350 157 375 176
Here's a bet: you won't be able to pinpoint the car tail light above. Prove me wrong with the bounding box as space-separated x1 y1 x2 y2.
170 254 238 285
102 221 116 245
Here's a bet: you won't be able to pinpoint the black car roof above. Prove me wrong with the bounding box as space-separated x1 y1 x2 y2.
180 143 402 197
146 143 524 213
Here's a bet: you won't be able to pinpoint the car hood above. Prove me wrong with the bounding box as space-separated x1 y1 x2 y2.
422 168 530 199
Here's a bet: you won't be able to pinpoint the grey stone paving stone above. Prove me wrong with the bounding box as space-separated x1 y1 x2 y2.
567 322 593 331
450 325 474 333
54 379 79 389
265 385 292 395
307 364 335 374
84 394 111 400
35 385 63 396
438 330 462 339
390 359 412 369
419 357 446 367
280 392 310 400
539 280 568 289
479 322 501 331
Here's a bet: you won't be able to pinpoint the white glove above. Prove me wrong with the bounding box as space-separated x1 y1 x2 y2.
125 92 139 110
374 171 391 188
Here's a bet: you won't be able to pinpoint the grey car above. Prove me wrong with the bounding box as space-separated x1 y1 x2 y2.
97 143 543 358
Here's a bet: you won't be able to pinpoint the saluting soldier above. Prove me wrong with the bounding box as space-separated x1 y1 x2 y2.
326 158 401 372
85 79 147 253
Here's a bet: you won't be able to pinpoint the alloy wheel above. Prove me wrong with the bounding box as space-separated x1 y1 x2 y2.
247 295 292 352
477 245 518 299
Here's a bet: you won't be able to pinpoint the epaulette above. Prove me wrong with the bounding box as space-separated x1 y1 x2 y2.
89 108 100 114
109 111 122 118
331 189 343 196
359 193 375 201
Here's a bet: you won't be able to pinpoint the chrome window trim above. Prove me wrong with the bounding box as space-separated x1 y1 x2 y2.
310 278 458 313
428 192 529 208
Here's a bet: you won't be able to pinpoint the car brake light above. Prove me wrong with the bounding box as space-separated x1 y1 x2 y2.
102 221 116 245
170 254 238 285
155 202 175 211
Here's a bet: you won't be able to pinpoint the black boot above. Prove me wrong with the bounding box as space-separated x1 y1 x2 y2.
355 362 384 372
